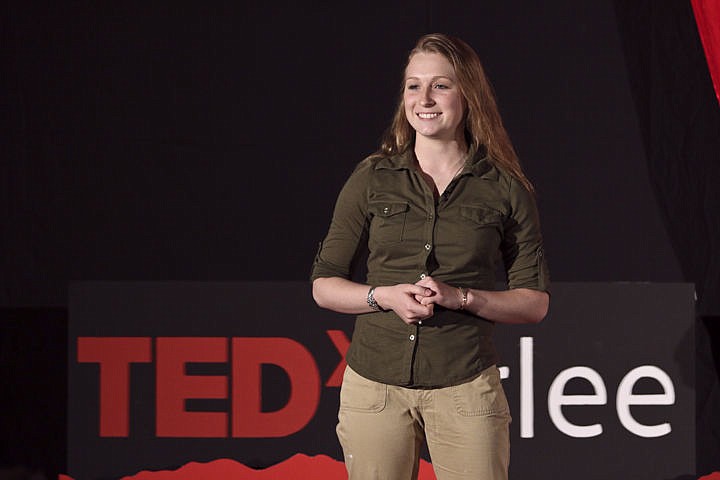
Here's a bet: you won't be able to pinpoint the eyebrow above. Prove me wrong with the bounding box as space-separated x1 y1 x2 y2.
404 75 455 82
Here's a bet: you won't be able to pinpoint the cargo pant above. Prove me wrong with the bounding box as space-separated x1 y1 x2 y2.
337 365 511 480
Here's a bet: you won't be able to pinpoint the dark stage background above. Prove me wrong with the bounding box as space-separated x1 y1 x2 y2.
2 1 719 478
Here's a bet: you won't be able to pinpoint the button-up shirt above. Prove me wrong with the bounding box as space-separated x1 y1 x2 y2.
311 147 549 387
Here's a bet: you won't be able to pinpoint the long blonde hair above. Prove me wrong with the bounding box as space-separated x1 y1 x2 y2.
379 33 534 192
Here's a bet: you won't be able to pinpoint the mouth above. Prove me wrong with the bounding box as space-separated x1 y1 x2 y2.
417 112 441 119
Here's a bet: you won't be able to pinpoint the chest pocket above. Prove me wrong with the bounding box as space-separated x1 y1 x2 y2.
368 201 409 244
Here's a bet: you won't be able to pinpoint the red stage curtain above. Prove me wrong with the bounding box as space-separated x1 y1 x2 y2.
692 0 720 106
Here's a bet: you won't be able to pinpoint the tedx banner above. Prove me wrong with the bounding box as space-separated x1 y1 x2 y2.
67 282 695 480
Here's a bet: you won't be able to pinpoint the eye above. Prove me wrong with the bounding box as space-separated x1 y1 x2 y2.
405 83 420 90
433 83 449 89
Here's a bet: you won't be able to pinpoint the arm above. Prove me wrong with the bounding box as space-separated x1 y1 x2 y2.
464 287 548 323
415 276 548 324
311 158 436 324
313 276 436 324
415 175 550 323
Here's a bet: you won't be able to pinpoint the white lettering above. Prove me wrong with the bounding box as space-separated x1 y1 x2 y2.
500 339 677 439
616 365 674 437
548 366 607 438
520 337 534 438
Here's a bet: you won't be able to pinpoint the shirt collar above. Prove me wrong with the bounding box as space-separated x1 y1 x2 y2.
374 149 416 171
374 144 499 181
468 145 499 181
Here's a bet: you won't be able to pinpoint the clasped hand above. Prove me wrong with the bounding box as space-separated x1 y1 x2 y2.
375 276 461 325
415 275 463 311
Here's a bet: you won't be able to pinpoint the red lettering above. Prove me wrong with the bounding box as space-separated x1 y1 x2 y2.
156 337 228 437
77 337 152 437
78 335 331 438
232 337 320 437
325 330 350 387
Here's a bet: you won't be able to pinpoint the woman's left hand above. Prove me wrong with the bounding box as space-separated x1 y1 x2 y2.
414 276 463 310
414 276 549 323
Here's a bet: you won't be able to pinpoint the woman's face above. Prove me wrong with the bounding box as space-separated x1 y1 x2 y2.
403 52 466 144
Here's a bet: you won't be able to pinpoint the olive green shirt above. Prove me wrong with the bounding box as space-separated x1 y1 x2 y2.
311 147 549 387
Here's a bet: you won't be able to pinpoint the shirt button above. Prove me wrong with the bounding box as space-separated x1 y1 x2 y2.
419 273 426 279
409 334 415 341
383 207 390 214
424 243 431 251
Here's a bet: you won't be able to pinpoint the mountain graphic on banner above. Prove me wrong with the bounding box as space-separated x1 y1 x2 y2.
59 454 439 480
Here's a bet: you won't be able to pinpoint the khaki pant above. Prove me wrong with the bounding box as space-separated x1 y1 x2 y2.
337 366 511 480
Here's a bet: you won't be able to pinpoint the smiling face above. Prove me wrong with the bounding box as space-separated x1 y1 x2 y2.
403 52 467 145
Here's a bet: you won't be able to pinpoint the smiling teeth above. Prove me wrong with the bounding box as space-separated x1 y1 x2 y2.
418 112 440 119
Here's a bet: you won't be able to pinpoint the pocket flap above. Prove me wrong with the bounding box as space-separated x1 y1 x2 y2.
369 202 410 218
460 206 503 225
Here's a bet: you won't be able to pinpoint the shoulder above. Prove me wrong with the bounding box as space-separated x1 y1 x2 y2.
342 155 380 190
337 153 394 199
355 152 408 172
470 147 533 198
488 159 533 201
346 152 409 184
353 154 382 174
469 153 512 193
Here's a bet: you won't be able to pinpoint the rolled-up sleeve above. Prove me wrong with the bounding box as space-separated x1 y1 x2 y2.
310 160 371 281
501 177 550 292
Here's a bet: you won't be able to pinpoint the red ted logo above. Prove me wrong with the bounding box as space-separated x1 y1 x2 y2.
76 331 350 438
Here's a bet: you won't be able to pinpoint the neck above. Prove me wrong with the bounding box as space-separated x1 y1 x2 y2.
414 136 468 175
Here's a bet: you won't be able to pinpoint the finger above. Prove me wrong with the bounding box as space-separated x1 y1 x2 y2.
416 302 435 315
410 285 435 297
415 305 434 322
419 296 435 306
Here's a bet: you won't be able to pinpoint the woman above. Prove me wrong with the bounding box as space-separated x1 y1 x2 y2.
311 33 549 480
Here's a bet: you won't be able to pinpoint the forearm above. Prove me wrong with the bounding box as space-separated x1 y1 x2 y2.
464 287 549 324
313 276 436 324
312 277 375 314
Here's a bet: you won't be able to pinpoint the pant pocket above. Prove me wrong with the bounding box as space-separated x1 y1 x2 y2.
449 366 510 416
339 366 388 413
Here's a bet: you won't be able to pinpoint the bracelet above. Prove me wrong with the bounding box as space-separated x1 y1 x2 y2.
367 286 383 311
457 287 468 310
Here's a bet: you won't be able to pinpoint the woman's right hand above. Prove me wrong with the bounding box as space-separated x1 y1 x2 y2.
373 284 435 324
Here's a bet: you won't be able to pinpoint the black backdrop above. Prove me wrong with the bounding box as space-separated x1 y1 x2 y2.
2 1 719 478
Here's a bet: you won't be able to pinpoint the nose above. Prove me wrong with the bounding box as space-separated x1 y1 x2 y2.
420 86 435 106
